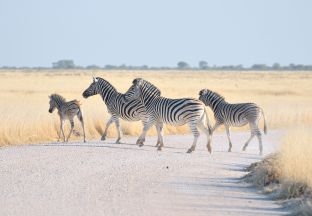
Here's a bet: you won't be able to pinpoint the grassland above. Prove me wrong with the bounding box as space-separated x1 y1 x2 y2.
0 69 311 146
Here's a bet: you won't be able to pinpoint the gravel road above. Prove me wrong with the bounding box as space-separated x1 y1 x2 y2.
0 130 288 216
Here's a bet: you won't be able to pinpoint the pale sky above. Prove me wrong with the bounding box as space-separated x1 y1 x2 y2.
0 0 311 67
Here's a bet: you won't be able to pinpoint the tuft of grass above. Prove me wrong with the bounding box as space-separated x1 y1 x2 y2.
244 128 312 215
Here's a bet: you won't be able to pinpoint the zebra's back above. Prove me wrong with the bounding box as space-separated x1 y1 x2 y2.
153 97 205 125
61 100 81 118
217 102 261 126
108 94 147 122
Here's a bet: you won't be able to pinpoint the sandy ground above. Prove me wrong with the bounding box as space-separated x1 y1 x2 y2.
0 130 288 216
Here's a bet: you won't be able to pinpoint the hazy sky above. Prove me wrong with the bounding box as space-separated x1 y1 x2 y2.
0 0 311 67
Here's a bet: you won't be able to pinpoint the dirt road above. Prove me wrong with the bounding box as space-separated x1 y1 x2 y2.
0 130 287 216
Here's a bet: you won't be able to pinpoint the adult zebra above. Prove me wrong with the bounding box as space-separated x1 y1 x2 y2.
123 78 212 153
199 89 267 155
82 76 159 144
48 94 86 143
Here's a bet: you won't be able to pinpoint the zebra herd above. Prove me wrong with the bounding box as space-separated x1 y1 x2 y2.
49 76 267 155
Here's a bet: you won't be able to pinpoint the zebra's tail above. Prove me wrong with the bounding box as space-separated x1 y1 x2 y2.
204 107 212 134
260 108 267 135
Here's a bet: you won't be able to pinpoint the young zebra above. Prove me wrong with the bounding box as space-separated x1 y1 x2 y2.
199 89 267 155
82 76 159 144
123 78 212 153
48 94 86 142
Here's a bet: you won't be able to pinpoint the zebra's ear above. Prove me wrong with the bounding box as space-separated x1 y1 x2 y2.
93 76 98 82
92 72 98 82
133 78 143 86
199 89 208 96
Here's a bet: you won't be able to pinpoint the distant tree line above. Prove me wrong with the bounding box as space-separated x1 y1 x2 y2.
1 59 312 71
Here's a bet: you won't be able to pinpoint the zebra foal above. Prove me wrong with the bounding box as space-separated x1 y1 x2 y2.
123 78 212 153
199 89 267 155
48 94 86 142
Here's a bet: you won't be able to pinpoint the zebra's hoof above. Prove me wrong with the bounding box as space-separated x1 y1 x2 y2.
101 136 106 141
186 149 193 153
157 146 162 151
136 139 145 146
228 149 232 152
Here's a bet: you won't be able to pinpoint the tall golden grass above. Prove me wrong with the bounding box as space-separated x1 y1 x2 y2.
245 128 312 214
0 70 312 146
280 128 312 188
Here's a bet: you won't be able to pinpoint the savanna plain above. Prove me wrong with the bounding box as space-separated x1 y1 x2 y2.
0 70 312 215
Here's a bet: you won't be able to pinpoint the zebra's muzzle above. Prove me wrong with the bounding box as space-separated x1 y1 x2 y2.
82 91 89 98
48 109 53 113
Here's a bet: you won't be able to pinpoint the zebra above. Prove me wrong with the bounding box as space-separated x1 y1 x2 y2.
48 94 86 142
123 78 212 153
198 89 267 155
82 76 159 144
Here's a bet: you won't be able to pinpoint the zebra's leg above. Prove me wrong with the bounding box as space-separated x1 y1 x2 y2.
60 119 66 142
207 122 222 152
256 130 263 155
197 120 212 153
66 119 74 142
242 133 255 151
155 124 161 147
114 118 122 144
78 111 86 143
225 125 233 152
57 122 61 142
137 120 155 147
243 121 263 155
101 116 114 141
156 122 164 150
186 122 200 153
211 122 222 133
252 124 263 155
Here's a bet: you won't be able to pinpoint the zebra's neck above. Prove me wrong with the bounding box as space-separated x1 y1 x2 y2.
54 98 65 111
97 79 118 104
210 98 227 112
140 82 160 109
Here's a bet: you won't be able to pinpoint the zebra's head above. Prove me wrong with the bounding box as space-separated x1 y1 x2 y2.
122 78 143 103
82 77 100 98
48 95 56 113
49 94 66 113
199 89 225 107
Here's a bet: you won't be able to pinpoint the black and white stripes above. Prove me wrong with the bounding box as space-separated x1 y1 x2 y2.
48 94 86 142
123 78 212 153
199 89 267 155
49 75 268 155
82 77 149 143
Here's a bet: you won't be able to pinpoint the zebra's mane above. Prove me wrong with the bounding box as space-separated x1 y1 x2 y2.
135 78 161 97
96 77 118 92
50 94 66 103
201 89 225 101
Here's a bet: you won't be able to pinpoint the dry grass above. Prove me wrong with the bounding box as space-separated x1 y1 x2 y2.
245 128 312 215
0 70 312 146
280 128 312 189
